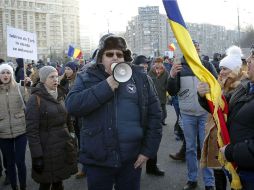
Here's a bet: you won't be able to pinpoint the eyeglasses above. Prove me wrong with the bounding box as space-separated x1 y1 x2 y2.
104 51 124 58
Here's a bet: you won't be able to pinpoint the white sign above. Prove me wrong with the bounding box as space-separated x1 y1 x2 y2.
164 51 174 58
7 26 37 60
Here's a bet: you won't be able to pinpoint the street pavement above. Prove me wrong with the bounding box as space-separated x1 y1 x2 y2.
0 105 227 190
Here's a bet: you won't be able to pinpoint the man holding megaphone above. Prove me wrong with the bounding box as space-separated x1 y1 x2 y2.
65 34 162 190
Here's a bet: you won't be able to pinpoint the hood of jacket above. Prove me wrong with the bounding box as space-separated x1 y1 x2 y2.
31 83 65 103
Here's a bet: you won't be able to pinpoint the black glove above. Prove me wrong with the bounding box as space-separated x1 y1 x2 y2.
32 157 44 174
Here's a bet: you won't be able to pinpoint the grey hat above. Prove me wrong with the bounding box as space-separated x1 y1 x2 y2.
39 66 57 83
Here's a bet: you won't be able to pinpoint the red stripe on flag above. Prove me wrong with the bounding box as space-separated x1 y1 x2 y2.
207 98 230 144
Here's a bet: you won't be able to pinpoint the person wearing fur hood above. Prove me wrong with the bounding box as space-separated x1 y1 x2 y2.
198 46 248 190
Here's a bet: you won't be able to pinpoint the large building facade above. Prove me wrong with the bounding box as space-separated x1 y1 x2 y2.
125 6 240 58
0 0 80 61
125 6 174 57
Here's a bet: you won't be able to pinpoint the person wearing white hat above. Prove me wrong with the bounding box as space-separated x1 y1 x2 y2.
0 64 28 190
197 45 254 190
219 45 243 84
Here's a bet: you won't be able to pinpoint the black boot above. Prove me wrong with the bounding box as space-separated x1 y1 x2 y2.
146 165 165 176
169 140 186 161
52 181 64 190
183 181 197 190
4 176 10 185
146 157 165 176
214 169 227 190
20 184 26 190
11 185 19 190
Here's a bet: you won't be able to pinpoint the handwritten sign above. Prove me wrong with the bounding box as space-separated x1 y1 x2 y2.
7 26 37 60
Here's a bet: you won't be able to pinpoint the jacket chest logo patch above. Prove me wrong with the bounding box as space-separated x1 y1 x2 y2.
126 83 136 94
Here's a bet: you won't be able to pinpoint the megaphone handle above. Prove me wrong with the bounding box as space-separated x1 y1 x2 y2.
106 76 119 91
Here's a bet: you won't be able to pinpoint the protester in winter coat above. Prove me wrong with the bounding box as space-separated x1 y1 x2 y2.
60 61 86 179
167 40 217 190
25 66 78 190
132 55 165 176
149 57 169 125
132 55 149 73
15 58 25 83
60 62 78 94
211 53 222 74
199 46 246 190
198 45 254 190
65 34 162 190
0 64 29 190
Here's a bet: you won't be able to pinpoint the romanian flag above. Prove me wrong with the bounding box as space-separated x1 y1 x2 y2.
168 43 176 51
68 45 82 59
162 0 241 189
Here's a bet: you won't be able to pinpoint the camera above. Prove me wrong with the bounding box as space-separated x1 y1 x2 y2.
20 80 31 87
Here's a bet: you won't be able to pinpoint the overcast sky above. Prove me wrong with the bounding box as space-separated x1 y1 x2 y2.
80 0 254 39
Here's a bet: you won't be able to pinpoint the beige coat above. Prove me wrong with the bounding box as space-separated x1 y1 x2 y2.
200 115 221 168
0 84 26 139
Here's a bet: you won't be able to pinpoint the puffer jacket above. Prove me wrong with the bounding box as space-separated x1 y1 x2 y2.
25 83 77 183
0 84 26 139
65 64 162 168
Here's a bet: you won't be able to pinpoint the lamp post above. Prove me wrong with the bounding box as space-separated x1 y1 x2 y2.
237 7 241 47
106 10 112 34
224 0 241 47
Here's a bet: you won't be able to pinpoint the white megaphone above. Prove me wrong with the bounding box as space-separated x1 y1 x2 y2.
111 62 132 83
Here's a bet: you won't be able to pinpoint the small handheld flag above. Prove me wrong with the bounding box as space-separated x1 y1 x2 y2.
68 45 82 59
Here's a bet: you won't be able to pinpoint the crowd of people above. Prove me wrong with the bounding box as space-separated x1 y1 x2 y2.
0 34 253 190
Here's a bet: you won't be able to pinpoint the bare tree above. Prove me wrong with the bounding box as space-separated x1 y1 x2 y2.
241 25 254 48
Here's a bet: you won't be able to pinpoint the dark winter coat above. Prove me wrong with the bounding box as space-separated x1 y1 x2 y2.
25 83 77 183
224 80 254 170
148 69 169 105
15 60 24 83
65 64 162 168
59 74 76 94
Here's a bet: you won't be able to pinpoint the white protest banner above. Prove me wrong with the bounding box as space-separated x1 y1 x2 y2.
7 26 37 60
164 51 174 58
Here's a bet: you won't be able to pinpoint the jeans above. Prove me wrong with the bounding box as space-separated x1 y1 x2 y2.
171 96 180 120
0 134 27 188
86 161 142 190
181 113 215 186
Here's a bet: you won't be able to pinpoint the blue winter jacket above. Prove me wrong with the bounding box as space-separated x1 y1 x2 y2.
65 64 162 167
